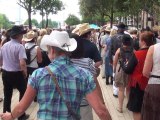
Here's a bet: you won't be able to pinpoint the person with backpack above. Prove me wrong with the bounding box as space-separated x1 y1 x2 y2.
127 31 154 120
109 23 129 98
113 34 133 113
24 30 42 80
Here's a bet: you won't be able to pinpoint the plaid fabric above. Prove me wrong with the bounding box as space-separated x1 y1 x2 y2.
28 56 96 120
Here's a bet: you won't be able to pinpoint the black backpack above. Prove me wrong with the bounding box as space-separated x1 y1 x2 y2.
25 45 36 65
38 50 51 67
119 47 138 74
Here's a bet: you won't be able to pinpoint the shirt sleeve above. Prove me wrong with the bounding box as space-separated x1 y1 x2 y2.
28 69 39 90
19 45 27 60
91 43 102 62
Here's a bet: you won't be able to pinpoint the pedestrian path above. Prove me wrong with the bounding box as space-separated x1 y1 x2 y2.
0 73 133 120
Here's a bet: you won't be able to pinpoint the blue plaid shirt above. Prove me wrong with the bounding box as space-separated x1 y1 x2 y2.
28 56 96 120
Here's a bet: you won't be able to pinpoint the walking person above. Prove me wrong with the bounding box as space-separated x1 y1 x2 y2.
141 37 160 120
0 25 29 120
109 23 128 97
113 34 133 113
0 31 112 120
127 31 154 120
70 33 105 120
24 30 42 80
104 28 117 85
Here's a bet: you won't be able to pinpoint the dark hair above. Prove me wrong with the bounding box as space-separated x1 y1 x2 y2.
140 31 154 46
70 33 84 58
122 34 132 46
80 31 91 38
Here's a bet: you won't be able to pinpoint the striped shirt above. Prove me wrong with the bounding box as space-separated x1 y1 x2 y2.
71 58 96 76
28 56 96 120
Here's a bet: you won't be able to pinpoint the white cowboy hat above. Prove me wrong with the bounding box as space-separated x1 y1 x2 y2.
23 31 36 42
41 31 77 52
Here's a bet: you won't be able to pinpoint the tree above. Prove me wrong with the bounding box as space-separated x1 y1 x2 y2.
65 14 80 26
35 0 63 28
0 14 12 29
24 19 39 27
79 0 116 27
17 0 37 29
39 19 58 28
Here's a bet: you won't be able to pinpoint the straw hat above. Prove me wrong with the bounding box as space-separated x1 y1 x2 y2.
105 27 111 32
41 30 77 52
23 31 36 42
78 23 93 36
72 23 93 36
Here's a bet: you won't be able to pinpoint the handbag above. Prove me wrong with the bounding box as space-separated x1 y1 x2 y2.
45 66 81 120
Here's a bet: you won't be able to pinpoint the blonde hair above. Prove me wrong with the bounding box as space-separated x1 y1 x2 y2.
110 29 117 37
39 29 47 36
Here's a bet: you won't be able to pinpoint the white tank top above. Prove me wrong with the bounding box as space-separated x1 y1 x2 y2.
25 42 38 68
148 43 160 84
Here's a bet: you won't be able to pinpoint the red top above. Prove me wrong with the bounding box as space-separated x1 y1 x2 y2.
129 48 149 90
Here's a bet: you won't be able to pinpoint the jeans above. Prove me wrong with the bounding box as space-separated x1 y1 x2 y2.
105 56 113 76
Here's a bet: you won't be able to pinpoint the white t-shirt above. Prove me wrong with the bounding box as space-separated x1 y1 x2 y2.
25 42 38 68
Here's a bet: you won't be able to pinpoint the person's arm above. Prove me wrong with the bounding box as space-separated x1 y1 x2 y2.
113 48 120 73
94 77 105 104
143 46 154 78
36 46 42 63
86 87 112 120
20 59 27 78
19 45 27 78
0 85 36 120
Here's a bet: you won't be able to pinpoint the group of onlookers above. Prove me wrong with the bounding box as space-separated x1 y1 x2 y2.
0 21 160 120
97 22 160 120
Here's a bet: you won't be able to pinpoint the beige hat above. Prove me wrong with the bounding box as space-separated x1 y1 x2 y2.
24 31 36 42
72 24 81 35
79 23 93 36
105 27 111 32
72 23 93 36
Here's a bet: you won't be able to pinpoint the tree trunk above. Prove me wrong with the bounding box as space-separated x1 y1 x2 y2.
110 2 114 28
41 10 44 28
136 13 139 29
28 0 32 29
46 15 49 28
28 11 32 29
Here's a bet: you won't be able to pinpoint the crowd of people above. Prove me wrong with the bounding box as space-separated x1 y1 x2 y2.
0 22 159 120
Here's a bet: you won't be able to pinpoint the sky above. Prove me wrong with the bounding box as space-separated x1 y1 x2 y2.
0 0 81 25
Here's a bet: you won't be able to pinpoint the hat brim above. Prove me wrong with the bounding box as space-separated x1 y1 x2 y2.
79 28 93 36
42 36 77 52
10 30 27 37
23 38 34 42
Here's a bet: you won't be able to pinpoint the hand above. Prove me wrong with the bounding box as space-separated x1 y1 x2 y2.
0 112 13 120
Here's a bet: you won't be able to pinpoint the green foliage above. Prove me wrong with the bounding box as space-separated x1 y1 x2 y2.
0 13 12 29
65 14 80 26
24 19 39 27
35 0 63 27
39 19 58 28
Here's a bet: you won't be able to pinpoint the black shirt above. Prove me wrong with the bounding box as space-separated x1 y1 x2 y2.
82 38 102 62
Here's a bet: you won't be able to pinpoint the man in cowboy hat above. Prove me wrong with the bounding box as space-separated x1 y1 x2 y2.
73 23 102 68
0 25 29 120
1 31 111 120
